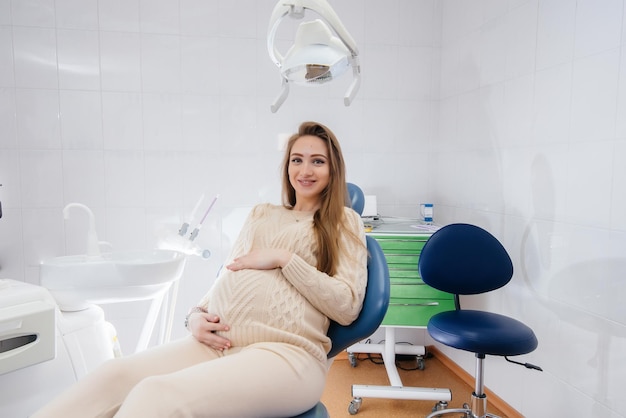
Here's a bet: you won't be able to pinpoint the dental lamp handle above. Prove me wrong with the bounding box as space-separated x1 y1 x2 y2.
271 79 290 113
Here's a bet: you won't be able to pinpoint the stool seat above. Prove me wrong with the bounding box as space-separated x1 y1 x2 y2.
428 310 538 356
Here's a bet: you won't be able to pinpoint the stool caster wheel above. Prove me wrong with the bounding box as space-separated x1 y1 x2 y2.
432 400 448 412
348 397 362 415
430 400 448 416
348 352 357 367
417 357 426 370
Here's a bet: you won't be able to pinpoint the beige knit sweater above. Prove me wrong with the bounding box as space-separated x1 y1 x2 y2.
197 203 367 364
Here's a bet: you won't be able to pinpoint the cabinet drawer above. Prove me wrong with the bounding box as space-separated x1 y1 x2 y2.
382 299 456 327
385 254 420 266
389 282 453 300
374 237 427 254
389 268 421 280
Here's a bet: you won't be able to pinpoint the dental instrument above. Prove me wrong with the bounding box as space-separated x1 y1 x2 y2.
189 194 219 242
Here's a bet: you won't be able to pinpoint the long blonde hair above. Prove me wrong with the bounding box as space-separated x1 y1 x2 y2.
281 121 362 276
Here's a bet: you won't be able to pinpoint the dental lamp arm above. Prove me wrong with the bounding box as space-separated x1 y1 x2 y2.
271 78 290 113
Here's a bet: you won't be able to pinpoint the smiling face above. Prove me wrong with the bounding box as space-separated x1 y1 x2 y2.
287 135 330 211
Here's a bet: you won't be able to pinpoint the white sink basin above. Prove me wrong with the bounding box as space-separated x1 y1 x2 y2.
40 249 186 311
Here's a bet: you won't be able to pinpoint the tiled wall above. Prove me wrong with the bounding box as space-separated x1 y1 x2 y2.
0 0 438 365
433 0 626 416
0 0 624 416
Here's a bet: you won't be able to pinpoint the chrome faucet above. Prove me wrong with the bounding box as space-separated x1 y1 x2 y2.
63 203 101 256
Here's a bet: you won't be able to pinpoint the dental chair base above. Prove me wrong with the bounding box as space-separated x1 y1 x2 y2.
347 326 451 415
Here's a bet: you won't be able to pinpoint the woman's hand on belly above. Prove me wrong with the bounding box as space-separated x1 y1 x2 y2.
189 312 232 351
227 248 292 271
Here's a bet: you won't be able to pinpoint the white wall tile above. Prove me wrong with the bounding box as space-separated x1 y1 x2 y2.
218 0 258 39
359 44 398 99
217 38 258 96
528 145 570 222
102 92 143 150
0 0 11 25
394 100 432 153
0 150 21 208
181 36 220 95
479 18 507 86
142 93 182 150
181 95 220 152
15 88 61 149
397 46 434 100
57 29 100 90
456 30 482 94
505 1 537 80
0 207 26 280
104 150 145 207
100 32 142 92
140 34 181 93
12 27 57 89
62 150 105 207
617 46 626 138
610 140 626 230
364 0 399 46
503 74 534 147
0 27 14 87
570 49 620 142
218 95 260 154
139 0 180 35
144 150 184 208
59 90 103 149
22 208 63 268
55 0 98 30
180 0 219 37
98 0 140 32
398 0 437 47
0 88 17 148
19 149 63 207
104 207 148 251
532 63 572 144
11 0 55 27
574 0 623 59
536 0 576 71
564 141 613 228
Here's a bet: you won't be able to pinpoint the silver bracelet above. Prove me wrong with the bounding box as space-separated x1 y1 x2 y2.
184 306 208 330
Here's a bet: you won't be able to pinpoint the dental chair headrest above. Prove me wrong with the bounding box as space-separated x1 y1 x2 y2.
347 183 364 216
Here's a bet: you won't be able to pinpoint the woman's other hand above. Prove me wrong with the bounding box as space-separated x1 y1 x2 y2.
188 312 231 351
226 249 292 271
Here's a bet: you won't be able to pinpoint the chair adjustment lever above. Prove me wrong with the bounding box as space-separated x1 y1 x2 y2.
505 356 543 372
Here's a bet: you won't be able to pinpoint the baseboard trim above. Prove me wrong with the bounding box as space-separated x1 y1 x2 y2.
427 345 523 418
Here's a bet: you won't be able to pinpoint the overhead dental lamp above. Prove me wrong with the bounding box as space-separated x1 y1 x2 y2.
267 0 361 113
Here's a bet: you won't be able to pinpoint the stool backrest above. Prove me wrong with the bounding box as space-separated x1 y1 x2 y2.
419 223 513 296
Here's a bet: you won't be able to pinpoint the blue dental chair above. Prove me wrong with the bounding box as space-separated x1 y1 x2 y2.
292 184 390 418
418 223 541 418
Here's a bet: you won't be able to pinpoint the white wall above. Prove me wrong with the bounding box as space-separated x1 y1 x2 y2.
0 0 438 363
0 0 624 417
433 0 626 417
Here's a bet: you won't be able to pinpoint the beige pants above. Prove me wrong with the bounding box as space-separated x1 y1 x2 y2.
31 336 327 418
